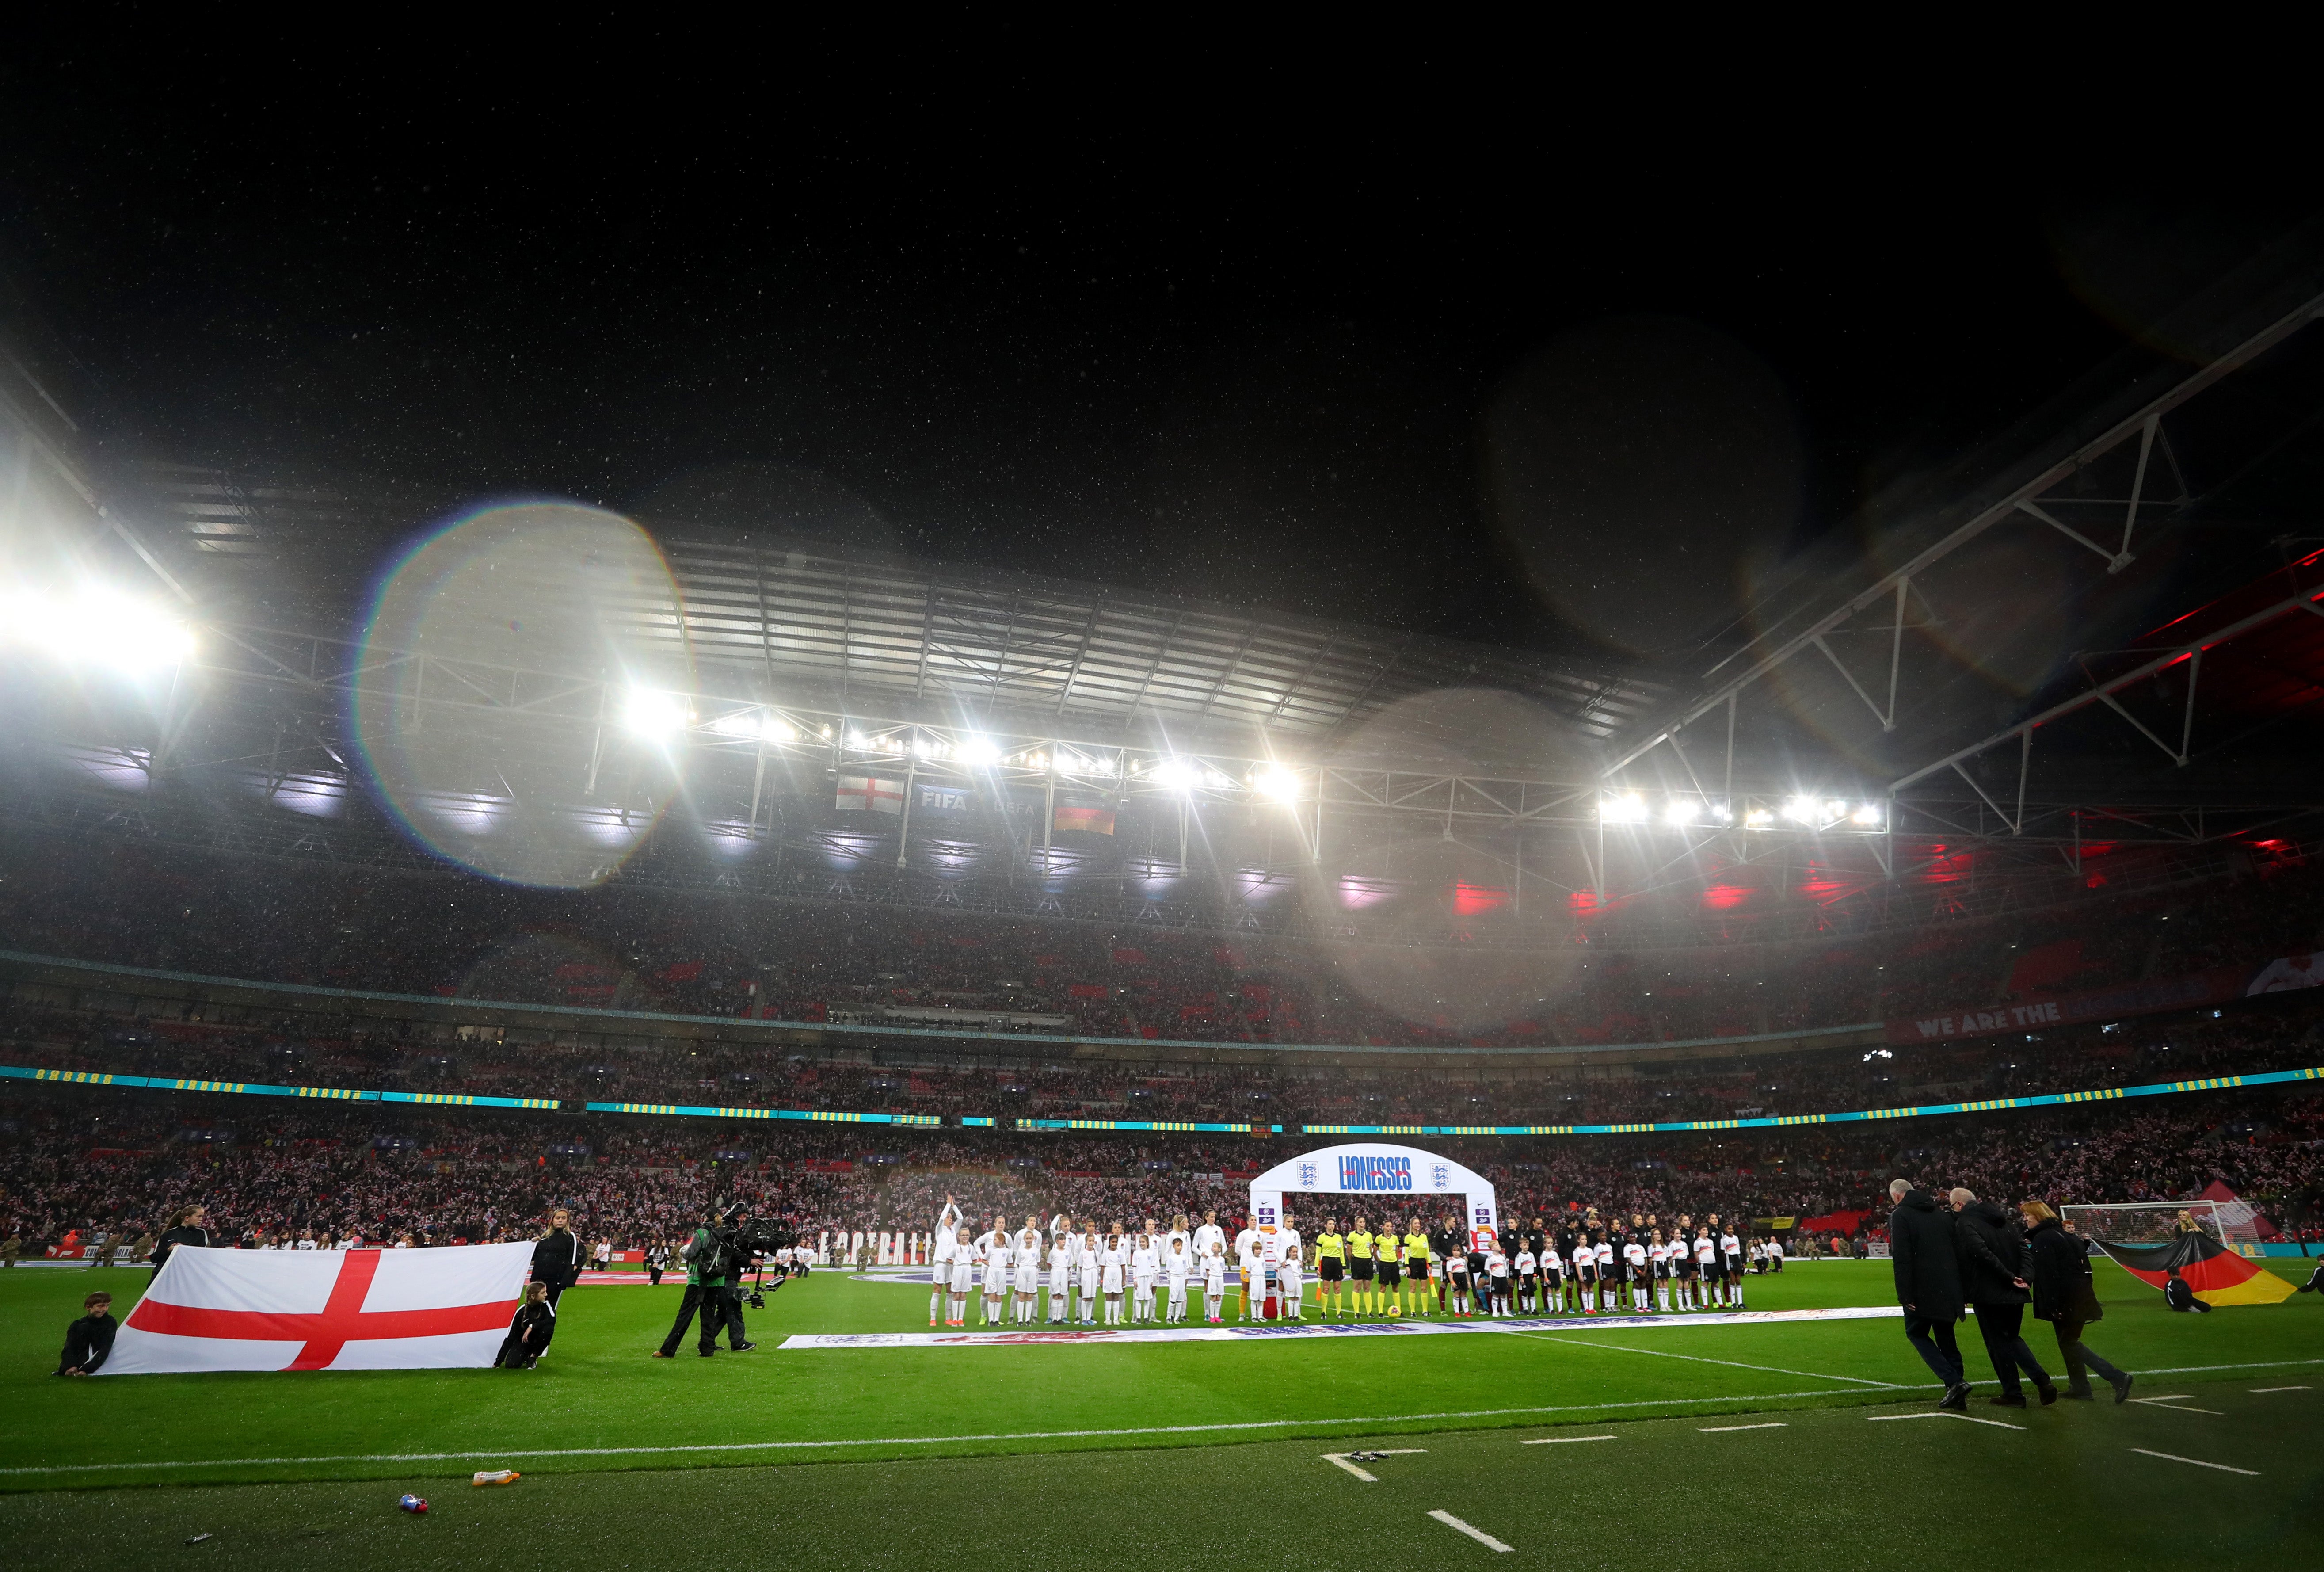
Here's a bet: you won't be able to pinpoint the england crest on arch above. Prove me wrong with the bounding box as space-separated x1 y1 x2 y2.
1298 1160 1318 1187
1430 1163 1450 1189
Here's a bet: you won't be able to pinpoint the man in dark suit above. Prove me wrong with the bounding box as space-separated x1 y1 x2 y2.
1887 1178 1969 1410
1951 1187 2057 1407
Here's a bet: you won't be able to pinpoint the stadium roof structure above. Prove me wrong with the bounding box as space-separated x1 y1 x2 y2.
6 236 2324 944
1600 233 2324 855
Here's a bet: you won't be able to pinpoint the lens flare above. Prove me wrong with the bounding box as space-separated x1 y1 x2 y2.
352 503 693 888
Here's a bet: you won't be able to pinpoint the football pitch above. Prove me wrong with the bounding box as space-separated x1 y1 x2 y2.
3 1260 2319 1568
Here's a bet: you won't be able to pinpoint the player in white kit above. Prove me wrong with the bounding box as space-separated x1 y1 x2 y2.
980 1221 1011 1327
1165 1238 1192 1321
1623 1236 1649 1312
1277 1236 1303 1319
930 1197 961 1326
1101 1229 1128 1325
947 1228 978 1326
1202 1241 1228 1322
1046 1216 1074 1323
1013 1218 1044 1324
1130 1232 1160 1323
1076 1225 1102 1323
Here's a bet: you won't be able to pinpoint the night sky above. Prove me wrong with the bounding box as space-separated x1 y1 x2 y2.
1 44 2307 665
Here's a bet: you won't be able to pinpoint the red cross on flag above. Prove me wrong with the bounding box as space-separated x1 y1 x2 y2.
100 1243 532 1375
835 775 905 815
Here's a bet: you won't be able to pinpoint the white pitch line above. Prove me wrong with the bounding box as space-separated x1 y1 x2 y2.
0 1389 1872 1478
2130 1447 2259 1477
2135 1400 2226 1416
1520 1435 1616 1445
1867 1410 2021 1430
1429 1510 1514 1553
2252 1386 2312 1393
1325 1454 1378 1482
1699 1423 1787 1432
2135 1357 2324 1377
1504 1330 1908 1389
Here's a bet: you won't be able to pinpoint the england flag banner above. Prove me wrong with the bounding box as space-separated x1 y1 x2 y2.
100 1243 530 1375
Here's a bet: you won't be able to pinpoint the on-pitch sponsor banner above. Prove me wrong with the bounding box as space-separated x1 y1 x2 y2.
776 1304 1904 1350
101 1242 529 1375
1883 967 2245 1045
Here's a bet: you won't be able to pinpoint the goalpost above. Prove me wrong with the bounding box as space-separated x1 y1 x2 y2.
2058 1198 2263 1252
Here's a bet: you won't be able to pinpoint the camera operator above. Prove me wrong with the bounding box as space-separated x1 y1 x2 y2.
714 1205 759 1352
651 1206 731 1358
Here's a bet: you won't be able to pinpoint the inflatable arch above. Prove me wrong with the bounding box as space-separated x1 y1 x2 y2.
1249 1142 1498 1240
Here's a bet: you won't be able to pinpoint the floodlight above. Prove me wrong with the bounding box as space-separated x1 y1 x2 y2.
1252 765 1302 801
1744 807 1773 827
1148 759 1196 792
1782 795 1818 824
1851 801 1884 827
1599 793 1648 824
621 687 691 738
956 736 1001 766
0 585 194 673
1663 797 1698 826
1825 799 1847 818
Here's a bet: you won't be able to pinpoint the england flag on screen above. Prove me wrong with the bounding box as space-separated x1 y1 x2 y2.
835 776 906 815
100 1243 530 1375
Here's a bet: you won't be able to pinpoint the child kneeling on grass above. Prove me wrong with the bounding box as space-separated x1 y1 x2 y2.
57 1291 116 1376
496 1282 556 1368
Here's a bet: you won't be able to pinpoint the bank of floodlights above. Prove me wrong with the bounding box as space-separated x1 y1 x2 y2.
1599 791 1885 832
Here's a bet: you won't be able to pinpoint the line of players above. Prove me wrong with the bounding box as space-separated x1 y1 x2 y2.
924 1197 1768 1326
928 1199 1246 1327
1368 1211 1763 1318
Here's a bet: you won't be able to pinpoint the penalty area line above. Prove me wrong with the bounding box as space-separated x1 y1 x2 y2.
0 1388 1894 1477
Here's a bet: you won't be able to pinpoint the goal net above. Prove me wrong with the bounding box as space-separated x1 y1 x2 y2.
2058 1198 2263 1251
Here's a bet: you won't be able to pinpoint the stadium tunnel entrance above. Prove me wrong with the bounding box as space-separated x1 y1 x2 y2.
1250 1141 1497 1240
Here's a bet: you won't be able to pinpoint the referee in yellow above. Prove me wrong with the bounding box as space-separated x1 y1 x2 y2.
1313 1218 1346 1318
1403 1217 1432 1316
1347 1216 1375 1315
1375 1226 1403 1316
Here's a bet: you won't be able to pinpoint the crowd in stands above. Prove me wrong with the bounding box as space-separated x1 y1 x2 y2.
4 982 2317 1131
6 1073 2320 1263
1 832 2316 1053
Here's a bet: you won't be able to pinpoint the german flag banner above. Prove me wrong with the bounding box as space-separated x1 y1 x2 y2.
2096 1232 2297 1307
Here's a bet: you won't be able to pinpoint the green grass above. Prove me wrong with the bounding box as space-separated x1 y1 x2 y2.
3 1257 2317 1500
1 1372 2318 1571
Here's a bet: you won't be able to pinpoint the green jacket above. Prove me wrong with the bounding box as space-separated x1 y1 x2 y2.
684 1226 726 1287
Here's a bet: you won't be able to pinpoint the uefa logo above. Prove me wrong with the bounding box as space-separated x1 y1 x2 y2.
1297 1161 1318 1187
1430 1163 1449 1189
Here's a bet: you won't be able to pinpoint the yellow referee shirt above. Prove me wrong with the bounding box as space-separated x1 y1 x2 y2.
1347 1229 1374 1261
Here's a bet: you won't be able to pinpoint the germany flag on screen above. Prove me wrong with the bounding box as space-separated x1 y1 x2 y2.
2097 1232 2297 1306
